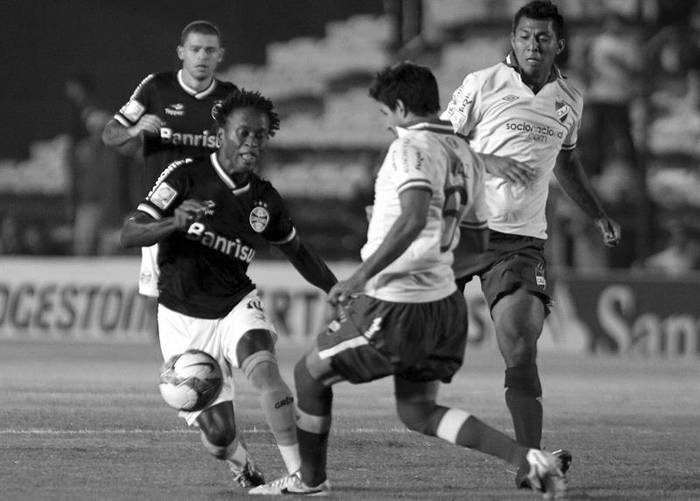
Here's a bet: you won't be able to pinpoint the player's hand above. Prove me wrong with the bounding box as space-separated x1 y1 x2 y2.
595 216 621 247
130 114 163 137
482 153 536 186
328 273 367 306
173 199 215 230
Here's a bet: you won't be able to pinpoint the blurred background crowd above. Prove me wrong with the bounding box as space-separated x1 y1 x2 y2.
2 0 700 276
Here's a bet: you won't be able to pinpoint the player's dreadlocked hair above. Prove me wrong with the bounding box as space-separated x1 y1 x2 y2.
211 89 280 137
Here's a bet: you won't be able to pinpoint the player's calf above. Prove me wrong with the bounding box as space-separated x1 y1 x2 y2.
242 349 301 474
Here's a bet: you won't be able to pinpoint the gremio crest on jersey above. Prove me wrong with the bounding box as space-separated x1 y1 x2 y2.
249 203 270 233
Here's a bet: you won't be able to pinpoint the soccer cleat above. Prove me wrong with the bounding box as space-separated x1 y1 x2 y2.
521 449 566 499
249 471 330 496
552 449 572 475
229 457 266 489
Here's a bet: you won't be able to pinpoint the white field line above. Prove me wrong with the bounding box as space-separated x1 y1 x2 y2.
0 427 410 435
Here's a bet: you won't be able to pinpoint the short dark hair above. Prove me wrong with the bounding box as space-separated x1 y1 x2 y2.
180 20 222 45
368 61 440 116
512 1 565 39
212 89 280 137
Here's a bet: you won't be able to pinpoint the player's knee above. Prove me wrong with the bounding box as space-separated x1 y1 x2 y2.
504 363 542 397
241 350 279 390
294 358 332 413
396 399 439 435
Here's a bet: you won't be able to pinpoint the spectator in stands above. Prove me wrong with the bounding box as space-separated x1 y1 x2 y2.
0 213 22 254
644 4 700 121
580 9 642 178
72 109 131 255
637 218 700 275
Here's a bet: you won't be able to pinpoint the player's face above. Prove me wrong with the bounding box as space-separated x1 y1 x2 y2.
177 32 224 82
218 107 270 175
378 102 406 135
510 17 564 83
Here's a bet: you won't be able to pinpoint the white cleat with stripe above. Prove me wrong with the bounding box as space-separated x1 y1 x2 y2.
249 471 330 496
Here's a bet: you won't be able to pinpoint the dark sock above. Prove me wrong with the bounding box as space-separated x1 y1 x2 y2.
455 415 529 466
294 360 333 487
505 364 543 448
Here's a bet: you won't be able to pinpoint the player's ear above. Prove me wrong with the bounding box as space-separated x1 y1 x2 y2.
176 45 185 62
395 99 406 117
556 38 565 55
216 47 225 64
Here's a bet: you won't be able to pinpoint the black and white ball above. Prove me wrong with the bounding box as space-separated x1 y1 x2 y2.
158 349 223 412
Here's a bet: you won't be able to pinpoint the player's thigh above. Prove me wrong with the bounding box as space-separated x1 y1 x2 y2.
158 305 236 426
217 290 277 368
315 295 402 384
479 233 551 315
398 291 468 384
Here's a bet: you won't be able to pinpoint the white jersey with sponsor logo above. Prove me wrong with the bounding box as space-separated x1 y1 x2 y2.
441 54 583 239
362 120 487 303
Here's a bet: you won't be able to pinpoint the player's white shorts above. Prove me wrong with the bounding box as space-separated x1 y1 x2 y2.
157 290 276 425
139 244 160 298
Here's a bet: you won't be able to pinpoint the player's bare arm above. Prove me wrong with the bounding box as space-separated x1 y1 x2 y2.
478 153 535 186
120 199 210 248
554 148 621 247
328 188 430 306
102 114 163 147
276 236 338 293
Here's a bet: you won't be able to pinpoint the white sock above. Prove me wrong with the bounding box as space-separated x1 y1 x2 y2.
278 443 301 474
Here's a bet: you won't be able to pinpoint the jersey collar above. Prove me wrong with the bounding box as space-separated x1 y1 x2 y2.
396 118 455 137
210 152 251 195
177 69 218 99
504 52 563 83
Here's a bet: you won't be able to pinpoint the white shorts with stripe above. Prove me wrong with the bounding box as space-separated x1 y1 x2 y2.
157 290 276 425
139 244 160 298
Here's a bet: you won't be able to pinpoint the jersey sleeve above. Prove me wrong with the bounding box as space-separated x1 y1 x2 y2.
388 138 435 195
561 89 584 151
136 158 193 219
114 74 156 127
259 186 296 245
440 72 482 136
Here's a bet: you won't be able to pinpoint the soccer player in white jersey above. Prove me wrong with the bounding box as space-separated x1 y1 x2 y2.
250 62 565 499
442 0 621 488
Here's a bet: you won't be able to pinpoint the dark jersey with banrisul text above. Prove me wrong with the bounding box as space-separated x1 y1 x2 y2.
114 70 237 191
137 153 296 318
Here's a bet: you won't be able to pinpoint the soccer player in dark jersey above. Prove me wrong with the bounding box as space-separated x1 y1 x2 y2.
120 89 337 490
103 20 237 298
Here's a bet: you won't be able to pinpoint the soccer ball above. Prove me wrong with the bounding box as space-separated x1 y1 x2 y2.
158 349 223 412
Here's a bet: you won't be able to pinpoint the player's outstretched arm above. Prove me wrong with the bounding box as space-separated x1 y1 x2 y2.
120 211 177 248
329 188 430 306
554 148 621 247
102 115 163 147
120 199 210 248
276 237 337 294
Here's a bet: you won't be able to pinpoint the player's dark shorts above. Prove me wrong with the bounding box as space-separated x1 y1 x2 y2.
317 290 468 384
455 230 551 314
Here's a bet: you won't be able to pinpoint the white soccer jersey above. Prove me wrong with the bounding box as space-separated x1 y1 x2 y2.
362 120 487 303
441 54 584 239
